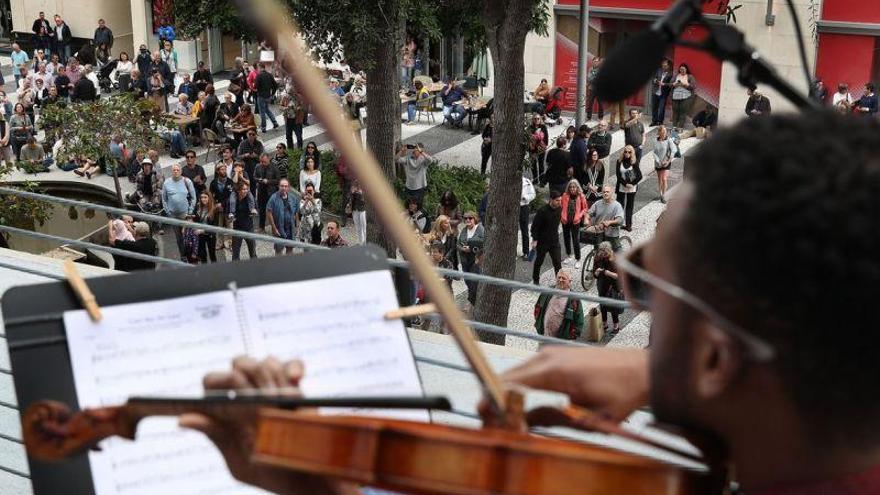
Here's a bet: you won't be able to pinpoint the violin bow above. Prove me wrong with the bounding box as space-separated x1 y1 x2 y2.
232 0 517 425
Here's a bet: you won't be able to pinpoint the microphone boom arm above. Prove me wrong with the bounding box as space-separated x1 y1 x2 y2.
682 20 818 110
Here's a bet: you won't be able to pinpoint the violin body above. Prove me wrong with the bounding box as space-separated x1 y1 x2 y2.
253 409 717 495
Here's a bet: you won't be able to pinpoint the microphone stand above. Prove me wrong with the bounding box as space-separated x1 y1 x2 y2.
681 18 820 110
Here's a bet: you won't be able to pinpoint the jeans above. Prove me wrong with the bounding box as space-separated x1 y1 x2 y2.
400 66 413 88
257 96 278 130
651 93 668 124
405 187 427 206
257 192 270 230
353 210 367 244
162 131 186 156
480 143 492 175
617 191 636 229
519 204 530 255
532 244 562 285
462 256 480 305
232 233 258 260
58 45 71 64
273 223 295 254
407 102 416 122
285 117 303 149
443 104 466 125
671 97 692 129
170 213 188 259
586 89 603 120
562 223 581 260
198 233 217 263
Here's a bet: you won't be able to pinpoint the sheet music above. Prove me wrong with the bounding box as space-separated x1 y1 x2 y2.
238 270 428 422
62 269 426 495
64 291 267 495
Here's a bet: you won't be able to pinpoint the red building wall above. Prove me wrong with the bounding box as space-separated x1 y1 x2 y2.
815 33 876 96
552 4 723 111
815 0 880 99
821 0 880 24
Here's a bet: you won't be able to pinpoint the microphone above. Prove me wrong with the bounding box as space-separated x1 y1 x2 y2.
594 0 705 102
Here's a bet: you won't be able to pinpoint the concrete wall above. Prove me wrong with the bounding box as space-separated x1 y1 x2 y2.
717 0 818 124
11 0 135 58
523 14 556 91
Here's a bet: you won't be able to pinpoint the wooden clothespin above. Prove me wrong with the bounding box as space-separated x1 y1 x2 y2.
384 303 437 320
63 260 102 322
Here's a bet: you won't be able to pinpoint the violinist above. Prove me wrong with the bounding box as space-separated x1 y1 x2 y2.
184 111 880 495
501 112 880 495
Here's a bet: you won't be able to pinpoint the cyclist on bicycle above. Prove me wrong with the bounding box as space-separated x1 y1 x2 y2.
584 185 625 251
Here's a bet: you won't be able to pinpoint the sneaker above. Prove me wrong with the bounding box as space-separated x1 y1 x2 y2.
575 261 581 269
563 257 572 265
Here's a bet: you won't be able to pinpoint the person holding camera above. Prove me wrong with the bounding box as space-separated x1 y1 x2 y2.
614 146 642 232
228 182 258 260
396 142 434 205
299 182 323 245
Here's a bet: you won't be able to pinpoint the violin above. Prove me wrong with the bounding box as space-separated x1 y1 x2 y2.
24 394 721 495
22 0 729 493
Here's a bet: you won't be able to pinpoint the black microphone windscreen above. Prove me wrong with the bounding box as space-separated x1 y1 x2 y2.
594 30 668 103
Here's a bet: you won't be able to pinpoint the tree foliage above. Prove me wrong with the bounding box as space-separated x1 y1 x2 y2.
0 165 53 239
40 94 173 206
40 94 170 168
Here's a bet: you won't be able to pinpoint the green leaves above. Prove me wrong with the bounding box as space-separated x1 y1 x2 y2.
40 94 169 166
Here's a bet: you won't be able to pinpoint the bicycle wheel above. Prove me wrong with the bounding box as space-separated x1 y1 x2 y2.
619 236 633 252
581 250 597 291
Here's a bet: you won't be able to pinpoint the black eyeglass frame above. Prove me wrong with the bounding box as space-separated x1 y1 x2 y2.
616 243 776 362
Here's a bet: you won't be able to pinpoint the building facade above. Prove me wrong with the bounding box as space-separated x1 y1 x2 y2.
9 0 247 73
524 0 877 123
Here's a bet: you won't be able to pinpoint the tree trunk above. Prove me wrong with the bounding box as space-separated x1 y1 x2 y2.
472 0 533 344
363 24 402 259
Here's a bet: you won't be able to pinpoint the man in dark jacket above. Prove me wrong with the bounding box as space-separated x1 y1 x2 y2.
651 58 674 126
254 63 279 132
135 45 151 76
745 88 772 117
587 120 612 161
93 19 114 52
51 15 73 64
530 191 563 285
193 61 214 94
544 137 572 193
71 74 97 102
32 12 52 39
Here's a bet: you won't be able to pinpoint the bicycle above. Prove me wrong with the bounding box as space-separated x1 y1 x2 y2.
578 227 632 291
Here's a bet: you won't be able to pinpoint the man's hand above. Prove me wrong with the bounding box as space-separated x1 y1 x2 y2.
498 347 650 423
179 357 358 495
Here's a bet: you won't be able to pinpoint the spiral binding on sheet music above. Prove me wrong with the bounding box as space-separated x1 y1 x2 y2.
228 282 255 353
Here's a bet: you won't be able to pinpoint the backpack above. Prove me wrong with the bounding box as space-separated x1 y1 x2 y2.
421 213 433 234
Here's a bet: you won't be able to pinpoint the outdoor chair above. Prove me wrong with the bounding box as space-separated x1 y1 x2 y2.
415 95 436 124
201 128 222 165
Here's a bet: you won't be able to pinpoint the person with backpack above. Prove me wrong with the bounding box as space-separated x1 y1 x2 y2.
161 163 196 261
405 197 431 234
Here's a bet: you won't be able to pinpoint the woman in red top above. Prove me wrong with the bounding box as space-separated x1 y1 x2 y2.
560 178 588 268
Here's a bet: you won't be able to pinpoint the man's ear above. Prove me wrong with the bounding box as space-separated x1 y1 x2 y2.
691 321 744 400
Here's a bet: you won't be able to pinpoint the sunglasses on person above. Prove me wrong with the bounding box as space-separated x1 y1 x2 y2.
616 243 775 362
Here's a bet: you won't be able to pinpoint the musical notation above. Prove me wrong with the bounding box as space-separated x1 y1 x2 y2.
61 270 426 495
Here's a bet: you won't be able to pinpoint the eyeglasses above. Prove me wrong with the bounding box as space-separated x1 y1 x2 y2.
616 243 775 362
464 217 475 221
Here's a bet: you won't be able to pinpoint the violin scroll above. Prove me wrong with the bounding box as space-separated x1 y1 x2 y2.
22 401 137 462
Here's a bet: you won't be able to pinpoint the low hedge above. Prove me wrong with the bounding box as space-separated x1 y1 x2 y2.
288 148 487 218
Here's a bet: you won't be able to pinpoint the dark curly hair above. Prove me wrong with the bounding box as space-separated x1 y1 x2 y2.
678 110 880 442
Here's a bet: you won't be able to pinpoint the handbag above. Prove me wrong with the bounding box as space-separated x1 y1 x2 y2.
586 307 603 342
